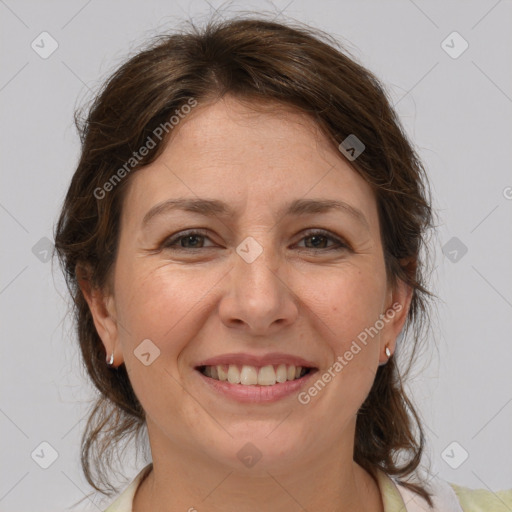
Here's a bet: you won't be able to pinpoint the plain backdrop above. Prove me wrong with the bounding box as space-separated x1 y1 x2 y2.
1 1 511 511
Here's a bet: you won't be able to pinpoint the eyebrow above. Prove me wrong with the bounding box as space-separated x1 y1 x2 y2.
142 197 370 231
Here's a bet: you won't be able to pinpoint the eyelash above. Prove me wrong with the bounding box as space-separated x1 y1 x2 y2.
160 228 350 253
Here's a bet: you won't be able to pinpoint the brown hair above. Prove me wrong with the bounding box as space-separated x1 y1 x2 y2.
54 14 435 506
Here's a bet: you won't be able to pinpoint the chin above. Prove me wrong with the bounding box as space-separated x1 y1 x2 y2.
199 428 308 473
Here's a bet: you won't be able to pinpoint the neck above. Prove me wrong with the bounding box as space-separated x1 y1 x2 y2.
133 423 383 512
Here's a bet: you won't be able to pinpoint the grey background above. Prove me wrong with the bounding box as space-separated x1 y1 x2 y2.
1 0 511 510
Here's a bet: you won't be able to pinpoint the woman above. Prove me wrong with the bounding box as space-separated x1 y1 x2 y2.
54 16 512 512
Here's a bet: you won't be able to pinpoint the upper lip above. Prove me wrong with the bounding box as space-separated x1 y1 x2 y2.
195 352 318 369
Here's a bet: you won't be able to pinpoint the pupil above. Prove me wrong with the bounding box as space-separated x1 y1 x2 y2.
184 235 201 247
308 235 325 248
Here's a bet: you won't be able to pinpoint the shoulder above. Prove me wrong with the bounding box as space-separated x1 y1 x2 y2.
103 464 153 512
376 467 512 512
449 481 512 512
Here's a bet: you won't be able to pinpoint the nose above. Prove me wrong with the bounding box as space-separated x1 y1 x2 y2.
218 238 299 336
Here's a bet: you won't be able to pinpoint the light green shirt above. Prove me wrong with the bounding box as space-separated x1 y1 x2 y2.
104 463 512 511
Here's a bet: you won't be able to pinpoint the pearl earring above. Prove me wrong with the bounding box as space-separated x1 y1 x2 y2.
378 345 392 367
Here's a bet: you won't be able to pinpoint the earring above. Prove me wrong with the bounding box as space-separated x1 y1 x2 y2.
378 345 392 367
106 352 114 367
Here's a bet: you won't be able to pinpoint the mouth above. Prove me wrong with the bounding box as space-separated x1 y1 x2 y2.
193 353 320 402
195 363 316 386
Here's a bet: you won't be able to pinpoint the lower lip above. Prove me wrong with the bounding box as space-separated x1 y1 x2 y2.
195 369 318 403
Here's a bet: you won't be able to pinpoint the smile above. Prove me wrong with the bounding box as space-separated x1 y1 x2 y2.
198 363 313 386
195 363 319 403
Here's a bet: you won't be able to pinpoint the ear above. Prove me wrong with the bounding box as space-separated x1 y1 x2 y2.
76 264 123 367
379 277 413 364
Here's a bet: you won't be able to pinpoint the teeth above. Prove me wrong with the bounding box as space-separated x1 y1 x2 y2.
276 364 288 383
202 364 307 386
240 365 258 385
217 365 228 381
258 365 277 386
227 365 241 384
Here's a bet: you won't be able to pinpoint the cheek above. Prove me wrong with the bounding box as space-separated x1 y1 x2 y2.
293 266 387 430
308 267 386 393
114 262 223 356
313 275 385 395
308 264 387 347
112 263 216 419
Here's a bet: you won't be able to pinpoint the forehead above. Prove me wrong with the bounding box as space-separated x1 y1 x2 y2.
121 96 378 230
161 96 336 168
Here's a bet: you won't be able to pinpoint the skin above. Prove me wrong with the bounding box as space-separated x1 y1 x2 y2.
81 95 412 511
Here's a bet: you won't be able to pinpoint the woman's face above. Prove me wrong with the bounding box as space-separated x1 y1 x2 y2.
87 95 410 474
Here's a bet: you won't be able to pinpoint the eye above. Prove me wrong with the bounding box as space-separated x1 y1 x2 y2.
161 229 214 249
295 229 349 252
160 228 349 252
